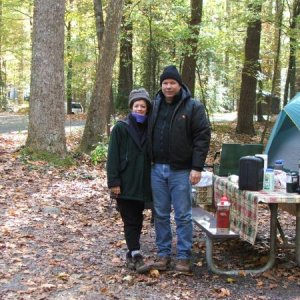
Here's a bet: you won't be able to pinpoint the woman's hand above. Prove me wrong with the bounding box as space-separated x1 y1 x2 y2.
111 186 121 195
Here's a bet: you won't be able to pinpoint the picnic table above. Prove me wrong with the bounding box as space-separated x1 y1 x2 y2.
214 175 300 267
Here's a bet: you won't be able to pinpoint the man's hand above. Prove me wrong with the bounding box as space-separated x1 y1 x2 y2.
189 170 201 185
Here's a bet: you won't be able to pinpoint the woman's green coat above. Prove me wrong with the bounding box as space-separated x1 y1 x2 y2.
106 115 152 204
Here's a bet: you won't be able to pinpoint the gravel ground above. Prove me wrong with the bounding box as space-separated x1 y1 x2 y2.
1 130 300 300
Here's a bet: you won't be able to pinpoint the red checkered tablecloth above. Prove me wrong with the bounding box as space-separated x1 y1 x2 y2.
214 176 300 244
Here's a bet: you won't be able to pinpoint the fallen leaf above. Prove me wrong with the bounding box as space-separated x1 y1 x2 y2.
123 275 133 282
226 277 236 283
149 269 160 278
41 284 56 291
57 272 70 281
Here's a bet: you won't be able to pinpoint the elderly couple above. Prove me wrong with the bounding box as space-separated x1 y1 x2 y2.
106 65 211 273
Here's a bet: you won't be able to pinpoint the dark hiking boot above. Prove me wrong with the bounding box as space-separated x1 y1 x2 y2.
126 252 135 270
174 259 191 272
152 256 171 271
132 253 151 274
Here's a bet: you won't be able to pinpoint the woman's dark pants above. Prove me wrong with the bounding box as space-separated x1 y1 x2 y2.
117 199 144 252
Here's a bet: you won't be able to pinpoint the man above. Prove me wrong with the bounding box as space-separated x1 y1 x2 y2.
149 65 211 272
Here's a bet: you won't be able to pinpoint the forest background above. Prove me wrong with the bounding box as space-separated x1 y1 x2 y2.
2 1 300 298
0 0 300 155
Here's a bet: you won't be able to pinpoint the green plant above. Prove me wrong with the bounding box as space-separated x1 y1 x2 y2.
90 141 108 165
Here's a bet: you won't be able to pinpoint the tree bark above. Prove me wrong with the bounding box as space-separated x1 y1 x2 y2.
66 11 73 115
116 0 133 110
26 0 66 155
79 0 125 153
181 0 203 97
93 0 104 51
0 0 6 109
283 0 300 104
142 6 159 97
236 1 262 135
273 0 283 98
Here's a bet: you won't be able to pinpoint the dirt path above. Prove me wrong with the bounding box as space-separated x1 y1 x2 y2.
1 133 300 300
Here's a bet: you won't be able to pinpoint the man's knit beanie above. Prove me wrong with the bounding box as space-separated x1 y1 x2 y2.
159 65 182 86
128 88 151 109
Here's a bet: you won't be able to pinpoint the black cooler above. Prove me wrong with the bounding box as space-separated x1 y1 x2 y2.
239 156 264 191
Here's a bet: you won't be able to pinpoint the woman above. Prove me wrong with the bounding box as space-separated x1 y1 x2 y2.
106 88 152 273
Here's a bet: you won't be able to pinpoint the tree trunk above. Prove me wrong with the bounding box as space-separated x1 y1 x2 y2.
66 17 73 115
283 0 300 104
93 0 115 136
289 1 300 100
236 1 262 135
116 0 133 110
79 0 125 153
181 0 203 97
0 0 5 109
26 0 66 156
273 0 283 98
93 0 104 51
143 7 159 97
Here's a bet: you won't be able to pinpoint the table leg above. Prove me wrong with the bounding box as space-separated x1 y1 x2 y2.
268 204 277 267
204 204 277 275
296 204 300 266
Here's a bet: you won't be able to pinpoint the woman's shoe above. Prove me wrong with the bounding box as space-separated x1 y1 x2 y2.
132 253 151 274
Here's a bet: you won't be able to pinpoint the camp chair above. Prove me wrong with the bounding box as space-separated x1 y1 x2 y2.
213 143 264 176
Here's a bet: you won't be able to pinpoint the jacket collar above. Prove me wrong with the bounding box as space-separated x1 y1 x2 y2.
120 114 147 149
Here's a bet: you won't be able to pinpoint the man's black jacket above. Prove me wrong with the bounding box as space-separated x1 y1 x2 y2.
148 84 211 171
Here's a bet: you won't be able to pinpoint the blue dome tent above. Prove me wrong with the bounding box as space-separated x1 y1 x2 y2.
265 92 300 171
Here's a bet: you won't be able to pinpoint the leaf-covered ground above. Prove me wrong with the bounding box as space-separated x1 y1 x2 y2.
1 123 300 300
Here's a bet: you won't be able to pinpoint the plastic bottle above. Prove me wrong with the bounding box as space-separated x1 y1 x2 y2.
274 159 284 170
263 168 275 192
216 196 231 233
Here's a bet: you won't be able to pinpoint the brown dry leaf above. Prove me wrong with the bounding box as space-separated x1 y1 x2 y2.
114 240 126 248
215 287 231 298
41 284 56 292
262 271 277 281
57 272 70 281
269 283 278 289
149 269 160 278
238 271 247 277
111 257 122 264
8 208 17 216
288 275 296 281
256 280 264 287
2 227 11 236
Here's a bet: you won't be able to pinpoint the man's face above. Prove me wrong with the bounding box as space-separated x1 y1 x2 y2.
161 79 181 101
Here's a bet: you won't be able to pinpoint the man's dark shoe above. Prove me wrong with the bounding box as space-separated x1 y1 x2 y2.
126 252 135 270
132 253 151 274
174 259 191 272
152 256 171 271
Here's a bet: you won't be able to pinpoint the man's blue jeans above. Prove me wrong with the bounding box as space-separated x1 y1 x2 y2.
151 164 193 259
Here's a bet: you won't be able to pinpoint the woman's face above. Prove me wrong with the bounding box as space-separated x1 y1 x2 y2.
132 99 148 115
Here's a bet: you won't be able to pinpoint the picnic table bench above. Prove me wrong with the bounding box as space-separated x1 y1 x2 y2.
192 205 277 275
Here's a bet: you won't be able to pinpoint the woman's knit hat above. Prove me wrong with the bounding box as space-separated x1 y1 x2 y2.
128 88 151 109
160 65 182 85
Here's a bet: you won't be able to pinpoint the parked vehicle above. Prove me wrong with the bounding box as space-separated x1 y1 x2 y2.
65 102 83 114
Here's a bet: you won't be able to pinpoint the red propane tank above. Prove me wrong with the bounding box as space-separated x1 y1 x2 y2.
216 195 231 233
